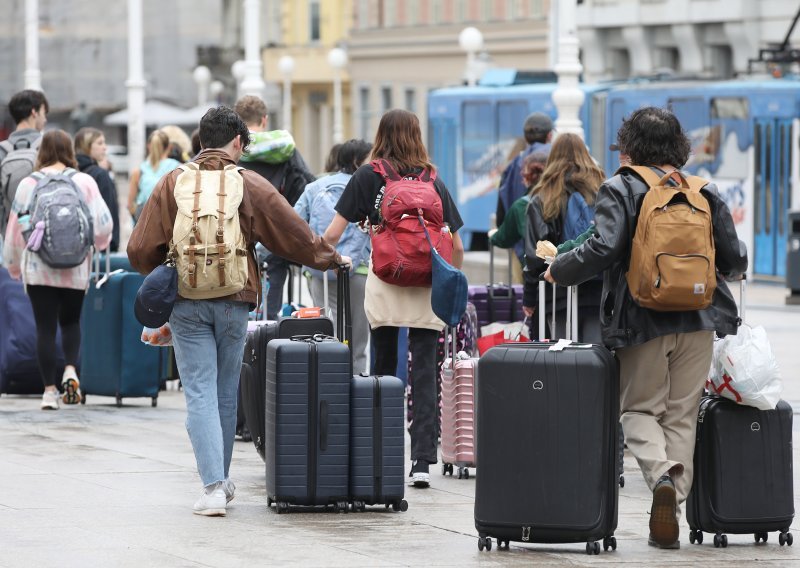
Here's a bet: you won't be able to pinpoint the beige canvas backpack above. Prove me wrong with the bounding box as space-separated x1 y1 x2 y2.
622 165 716 312
170 163 249 299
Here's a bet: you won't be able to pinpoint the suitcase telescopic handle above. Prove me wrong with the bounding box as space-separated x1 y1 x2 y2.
488 247 516 322
536 281 578 341
335 266 353 370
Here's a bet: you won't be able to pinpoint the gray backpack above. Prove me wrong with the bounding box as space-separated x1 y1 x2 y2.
0 137 41 235
23 169 94 268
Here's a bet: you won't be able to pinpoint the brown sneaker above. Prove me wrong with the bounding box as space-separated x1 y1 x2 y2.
649 475 679 547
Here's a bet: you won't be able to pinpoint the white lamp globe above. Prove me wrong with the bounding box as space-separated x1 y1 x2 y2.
231 60 246 81
193 65 212 85
278 55 295 76
327 47 348 69
209 80 225 97
459 26 484 53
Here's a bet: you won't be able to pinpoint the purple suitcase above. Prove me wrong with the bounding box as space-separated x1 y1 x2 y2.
468 248 524 332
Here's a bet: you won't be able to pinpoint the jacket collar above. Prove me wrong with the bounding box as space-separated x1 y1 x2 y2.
194 148 236 169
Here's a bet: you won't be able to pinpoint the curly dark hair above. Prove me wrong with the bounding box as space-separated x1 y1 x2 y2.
615 107 691 168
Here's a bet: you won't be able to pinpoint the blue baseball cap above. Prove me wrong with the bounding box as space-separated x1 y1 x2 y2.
134 264 178 328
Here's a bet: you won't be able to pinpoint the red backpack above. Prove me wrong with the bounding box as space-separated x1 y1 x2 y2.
370 159 454 287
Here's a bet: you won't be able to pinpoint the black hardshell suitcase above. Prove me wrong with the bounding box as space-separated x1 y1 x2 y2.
475 284 619 555
686 396 794 547
265 336 351 512
240 316 334 461
341 271 408 513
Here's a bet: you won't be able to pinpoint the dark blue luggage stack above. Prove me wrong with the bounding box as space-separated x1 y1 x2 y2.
0 267 66 394
79 254 165 407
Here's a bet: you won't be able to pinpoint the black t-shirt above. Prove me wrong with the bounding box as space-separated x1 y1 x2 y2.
335 163 464 231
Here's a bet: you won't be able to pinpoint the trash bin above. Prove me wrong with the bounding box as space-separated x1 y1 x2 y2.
787 211 800 304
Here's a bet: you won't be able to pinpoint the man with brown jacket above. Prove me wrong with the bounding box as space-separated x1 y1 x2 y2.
128 106 347 516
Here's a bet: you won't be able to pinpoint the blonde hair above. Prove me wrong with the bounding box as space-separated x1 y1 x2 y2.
533 133 605 222
146 130 170 169
74 127 104 156
160 125 191 162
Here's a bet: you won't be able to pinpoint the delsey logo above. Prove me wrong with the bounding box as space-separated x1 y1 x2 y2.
521 526 531 541
751 422 761 432
532 380 544 391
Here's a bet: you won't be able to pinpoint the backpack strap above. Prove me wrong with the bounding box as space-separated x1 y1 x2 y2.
371 159 402 181
216 169 227 288
616 165 664 188
686 175 709 193
0 140 13 156
187 167 202 289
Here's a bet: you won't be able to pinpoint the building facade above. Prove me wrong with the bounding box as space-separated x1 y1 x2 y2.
261 0 354 174
576 0 800 81
347 0 551 144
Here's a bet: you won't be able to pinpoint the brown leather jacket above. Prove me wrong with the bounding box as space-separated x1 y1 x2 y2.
127 149 341 306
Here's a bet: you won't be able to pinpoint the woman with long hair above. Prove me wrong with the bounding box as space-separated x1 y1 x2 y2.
3 129 113 409
521 133 605 342
127 129 180 223
324 109 465 488
74 127 120 251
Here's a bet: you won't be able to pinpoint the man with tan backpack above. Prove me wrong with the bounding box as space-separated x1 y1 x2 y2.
543 107 747 550
128 106 347 516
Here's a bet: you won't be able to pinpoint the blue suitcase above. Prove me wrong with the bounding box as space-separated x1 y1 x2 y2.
0 268 66 394
265 335 351 513
79 270 163 407
349 374 407 512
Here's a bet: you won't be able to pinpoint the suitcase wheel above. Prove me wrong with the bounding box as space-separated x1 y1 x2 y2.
585 541 600 555
713 533 728 548
442 463 454 476
457 467 470 480
754 532 768 544
477 536 492 552
116 396 122 408
496 539 510 550
80 394 86 405
151 397 157 408
689 529 704 545
603 536 617 551
275 501 290 514
779 531 793 546
619 475 625 488
391 500 408 512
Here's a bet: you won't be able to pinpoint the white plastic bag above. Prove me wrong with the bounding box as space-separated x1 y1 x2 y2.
708 325 782 411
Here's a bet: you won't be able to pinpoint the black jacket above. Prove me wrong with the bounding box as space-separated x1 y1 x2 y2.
238 149 314 208
548 169 748 350
77 153 119 252
522 188 603 315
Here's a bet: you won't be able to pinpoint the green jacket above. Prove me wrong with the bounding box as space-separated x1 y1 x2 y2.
490 195 528 259
556 225 596 254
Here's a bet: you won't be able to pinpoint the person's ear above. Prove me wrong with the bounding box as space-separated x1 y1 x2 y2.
547 131 554 143
261 116 268 129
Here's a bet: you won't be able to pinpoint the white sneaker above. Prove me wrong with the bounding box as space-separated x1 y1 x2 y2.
61 372 81 405
223 479 235 504
193 485 227 517
41 390 59 410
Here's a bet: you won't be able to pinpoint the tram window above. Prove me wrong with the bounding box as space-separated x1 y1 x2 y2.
780 124 787 234
462 102 493 179
497 101 527 142
754 122 761 233
711 98 749 119
765 123 772 234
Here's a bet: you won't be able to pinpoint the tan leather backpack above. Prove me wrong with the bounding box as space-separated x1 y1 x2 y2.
622 166 716 312
169 163 249 299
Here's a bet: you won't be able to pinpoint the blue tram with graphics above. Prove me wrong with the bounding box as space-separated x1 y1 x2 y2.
428 77 800 280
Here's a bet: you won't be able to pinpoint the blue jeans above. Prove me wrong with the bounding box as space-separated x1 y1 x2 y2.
169 300 249 487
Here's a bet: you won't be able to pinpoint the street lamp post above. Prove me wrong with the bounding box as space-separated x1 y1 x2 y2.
210 80 225 104
551 0 585 139
278 55 295 132
459 27 484 87
193 65 212 106
231 60 247 99
327 47 347 145
24 0 42 91
126 0 146 175
240 0 265 98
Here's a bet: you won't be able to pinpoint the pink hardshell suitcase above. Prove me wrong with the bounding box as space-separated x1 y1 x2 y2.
440 328 478 479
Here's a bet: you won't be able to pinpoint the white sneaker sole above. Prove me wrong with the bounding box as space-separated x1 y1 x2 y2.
193 508 226 517
40 403 58 410
409 472 430 488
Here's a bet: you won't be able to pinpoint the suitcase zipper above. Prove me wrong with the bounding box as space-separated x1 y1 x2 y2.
308 342 318 504
373 376 383 505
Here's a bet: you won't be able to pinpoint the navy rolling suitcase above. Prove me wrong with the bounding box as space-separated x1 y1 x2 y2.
341 271 408 512
474 285 619 555
240 315 334 461
80 257 164 406
686 398 794 547
0 267 66 394
265 335 351 512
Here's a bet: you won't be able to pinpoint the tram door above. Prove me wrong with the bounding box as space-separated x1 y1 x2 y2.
754 119 793 277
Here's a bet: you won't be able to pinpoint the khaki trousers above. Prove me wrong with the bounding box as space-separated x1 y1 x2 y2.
617 330 714 505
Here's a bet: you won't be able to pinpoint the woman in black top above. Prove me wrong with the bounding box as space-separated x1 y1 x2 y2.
325 109 464 488
74 127 120 252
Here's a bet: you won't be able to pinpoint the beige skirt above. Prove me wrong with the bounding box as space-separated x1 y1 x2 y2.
364 264 445 331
